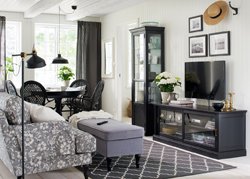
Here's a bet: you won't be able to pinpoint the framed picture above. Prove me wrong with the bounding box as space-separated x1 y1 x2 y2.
189 35 207 58
209 31 230 56
189 15 203 33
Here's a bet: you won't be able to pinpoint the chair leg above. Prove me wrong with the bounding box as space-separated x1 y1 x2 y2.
135 154 140 168
82 165 89 179
106 157 112 171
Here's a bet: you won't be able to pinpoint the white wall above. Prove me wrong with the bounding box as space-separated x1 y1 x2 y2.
101 0 250 151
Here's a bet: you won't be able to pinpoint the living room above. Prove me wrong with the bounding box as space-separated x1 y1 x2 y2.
1 0 250 178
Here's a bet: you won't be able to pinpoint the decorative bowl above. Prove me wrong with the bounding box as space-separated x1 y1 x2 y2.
212 102 224 111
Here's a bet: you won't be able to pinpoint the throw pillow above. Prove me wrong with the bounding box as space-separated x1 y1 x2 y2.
25 102 65 123
5 96 31 125
0 93 12 110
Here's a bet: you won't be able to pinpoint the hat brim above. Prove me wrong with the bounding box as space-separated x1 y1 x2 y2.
204 1 229 25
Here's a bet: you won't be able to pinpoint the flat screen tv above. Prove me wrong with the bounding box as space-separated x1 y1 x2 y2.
185 61 226 100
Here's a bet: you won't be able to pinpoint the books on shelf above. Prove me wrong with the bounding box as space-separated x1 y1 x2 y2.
169 100 194 106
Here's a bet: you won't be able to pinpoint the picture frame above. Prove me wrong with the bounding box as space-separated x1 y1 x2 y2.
209 31 230 56
189 15 203 33
102 38 114 78
189 35 207 58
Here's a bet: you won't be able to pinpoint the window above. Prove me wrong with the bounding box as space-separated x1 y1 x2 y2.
6 21 22 88
102 39 114 78
34 23 77 87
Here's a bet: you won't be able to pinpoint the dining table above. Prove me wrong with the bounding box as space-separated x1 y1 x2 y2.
46 87 85 115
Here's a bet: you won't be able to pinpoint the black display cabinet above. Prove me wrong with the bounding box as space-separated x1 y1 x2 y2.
130 26 165 136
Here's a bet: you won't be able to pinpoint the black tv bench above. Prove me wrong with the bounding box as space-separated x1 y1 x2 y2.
153 103 247 159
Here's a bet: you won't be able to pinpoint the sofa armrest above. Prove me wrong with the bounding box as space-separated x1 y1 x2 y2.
14 121 76 160
71 127 96 154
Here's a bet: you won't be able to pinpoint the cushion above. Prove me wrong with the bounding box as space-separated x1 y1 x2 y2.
25 102 65 123
77 118 144 141
5 96 31 125
0 93 12 110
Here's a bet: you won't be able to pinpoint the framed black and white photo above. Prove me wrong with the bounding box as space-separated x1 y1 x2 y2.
189 35 207 58
189 15 203 33
209 31 230 56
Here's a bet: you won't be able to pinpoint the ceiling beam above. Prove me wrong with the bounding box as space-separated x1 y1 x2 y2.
24 0 63 18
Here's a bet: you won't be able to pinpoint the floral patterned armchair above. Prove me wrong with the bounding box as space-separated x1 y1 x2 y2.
0 93 96 179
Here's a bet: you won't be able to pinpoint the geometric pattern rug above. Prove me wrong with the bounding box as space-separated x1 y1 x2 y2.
89 139 235 179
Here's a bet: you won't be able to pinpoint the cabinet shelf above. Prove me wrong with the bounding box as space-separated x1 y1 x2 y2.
185 124 215 133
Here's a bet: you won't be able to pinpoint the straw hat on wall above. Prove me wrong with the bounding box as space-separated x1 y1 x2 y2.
203 0 229 25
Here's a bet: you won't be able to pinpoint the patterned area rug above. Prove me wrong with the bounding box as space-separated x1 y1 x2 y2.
89 139 235 179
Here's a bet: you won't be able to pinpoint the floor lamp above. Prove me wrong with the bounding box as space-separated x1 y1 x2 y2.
12 49 46 179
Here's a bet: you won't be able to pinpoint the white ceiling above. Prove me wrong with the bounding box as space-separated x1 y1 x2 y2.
0 0 146 21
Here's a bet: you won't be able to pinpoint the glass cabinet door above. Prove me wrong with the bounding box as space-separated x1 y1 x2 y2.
159 109 183 139
130 26 165 136
134 34 145 80
134 81 144 103
147 34 162 80
184 113 216 148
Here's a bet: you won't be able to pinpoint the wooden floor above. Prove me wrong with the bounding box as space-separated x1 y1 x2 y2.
0 162 87 179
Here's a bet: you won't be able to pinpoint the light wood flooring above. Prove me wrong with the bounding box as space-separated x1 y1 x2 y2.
0 163 87 179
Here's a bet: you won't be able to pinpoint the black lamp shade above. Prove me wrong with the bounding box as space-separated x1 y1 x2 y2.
52 54 69 64
26 54 46 69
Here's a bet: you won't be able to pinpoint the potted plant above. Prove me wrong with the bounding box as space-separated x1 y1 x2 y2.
154 71 181 103
58 66 75 86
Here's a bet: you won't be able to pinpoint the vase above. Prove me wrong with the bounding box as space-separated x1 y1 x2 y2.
161 92 178 104
64 80 70 87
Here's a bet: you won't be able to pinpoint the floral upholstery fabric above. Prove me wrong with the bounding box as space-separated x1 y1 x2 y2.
0 93 96 177
0 93 30 125
72 127 96 154
0 93 12 110
14 121 75 160
5 96 31 125
0 111 14 174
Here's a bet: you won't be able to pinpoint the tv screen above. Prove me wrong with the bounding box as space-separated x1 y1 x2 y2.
185 61 226 100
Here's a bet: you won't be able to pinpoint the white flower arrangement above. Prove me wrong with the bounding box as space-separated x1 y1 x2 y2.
154 71 181 92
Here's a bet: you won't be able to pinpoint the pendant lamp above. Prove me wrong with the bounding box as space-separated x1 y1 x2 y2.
52 6 68 64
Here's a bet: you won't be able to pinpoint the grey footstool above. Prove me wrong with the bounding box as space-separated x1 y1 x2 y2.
77 118 144 171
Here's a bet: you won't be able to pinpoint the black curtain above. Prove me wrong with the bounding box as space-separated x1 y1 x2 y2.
0 16 6 92
76 21 101 95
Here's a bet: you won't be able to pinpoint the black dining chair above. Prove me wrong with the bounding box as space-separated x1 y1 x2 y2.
20 80 52 106
61 79 89 116
5 80 20 97
72 80 104 112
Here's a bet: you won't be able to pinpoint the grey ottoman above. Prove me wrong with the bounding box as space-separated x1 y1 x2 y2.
77 118 144 171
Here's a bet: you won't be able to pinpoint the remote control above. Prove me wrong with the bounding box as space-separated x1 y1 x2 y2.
97 121 108 125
